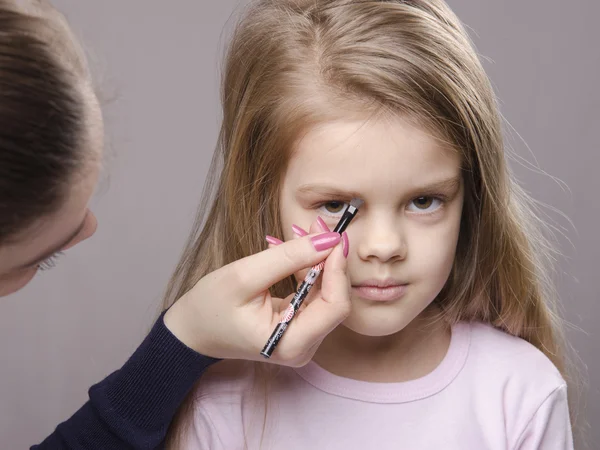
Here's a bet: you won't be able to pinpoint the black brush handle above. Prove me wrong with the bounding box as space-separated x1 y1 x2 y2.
260 280 313 358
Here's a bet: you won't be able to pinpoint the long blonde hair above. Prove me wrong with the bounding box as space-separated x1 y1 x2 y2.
164 0 577 446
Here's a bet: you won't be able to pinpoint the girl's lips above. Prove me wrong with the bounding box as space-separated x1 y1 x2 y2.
352 284 408 301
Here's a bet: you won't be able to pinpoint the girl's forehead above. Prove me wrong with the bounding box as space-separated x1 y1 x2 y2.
285 117 461 190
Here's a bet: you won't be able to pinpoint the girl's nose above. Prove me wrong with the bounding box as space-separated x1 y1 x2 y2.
356 213 407 263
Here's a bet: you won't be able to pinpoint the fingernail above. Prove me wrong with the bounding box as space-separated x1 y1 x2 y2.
266 235 283 246
311 232 341 251
342 232 349 258
291 224 308 237
316 216 331 232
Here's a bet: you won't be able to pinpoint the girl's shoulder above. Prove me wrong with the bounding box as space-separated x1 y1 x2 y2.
460 322 572 448
180 360 279 449
190 359 296 406
464 320 565 392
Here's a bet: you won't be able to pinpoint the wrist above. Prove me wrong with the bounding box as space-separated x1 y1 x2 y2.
163 296 214 357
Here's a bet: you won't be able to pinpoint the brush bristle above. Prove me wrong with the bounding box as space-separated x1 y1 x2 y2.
350 198 364 209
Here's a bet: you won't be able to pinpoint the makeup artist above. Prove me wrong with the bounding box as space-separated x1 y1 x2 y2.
0 2 349 449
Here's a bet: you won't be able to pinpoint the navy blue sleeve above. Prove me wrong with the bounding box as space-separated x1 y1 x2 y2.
32 311 219 450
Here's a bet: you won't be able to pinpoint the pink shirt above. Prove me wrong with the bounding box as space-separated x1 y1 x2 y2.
182 322 573 449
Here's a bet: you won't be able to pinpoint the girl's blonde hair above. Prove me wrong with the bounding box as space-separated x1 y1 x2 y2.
164 0 577 446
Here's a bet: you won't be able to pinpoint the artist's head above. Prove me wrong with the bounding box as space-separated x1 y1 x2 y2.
0 1 102 296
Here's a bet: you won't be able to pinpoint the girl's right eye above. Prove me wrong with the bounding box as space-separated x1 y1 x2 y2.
317 201 348 218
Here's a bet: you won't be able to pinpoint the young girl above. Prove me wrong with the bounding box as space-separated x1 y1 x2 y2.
163 0 574 448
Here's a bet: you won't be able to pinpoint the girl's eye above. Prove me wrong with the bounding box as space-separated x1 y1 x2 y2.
407 196 443 213
37 252 64 271
317 201 348 217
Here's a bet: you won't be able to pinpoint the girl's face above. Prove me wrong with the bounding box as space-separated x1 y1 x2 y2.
279 115 464 337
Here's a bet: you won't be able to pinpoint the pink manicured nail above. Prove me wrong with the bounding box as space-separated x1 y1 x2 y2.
316 216 331 232
342 232 349 258
292 224 308 237
266 235 283 245
310 232 341 251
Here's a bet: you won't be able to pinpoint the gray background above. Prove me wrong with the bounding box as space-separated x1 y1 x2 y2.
0 0 597 447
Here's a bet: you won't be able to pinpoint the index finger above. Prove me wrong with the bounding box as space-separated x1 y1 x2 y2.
228 232 341 296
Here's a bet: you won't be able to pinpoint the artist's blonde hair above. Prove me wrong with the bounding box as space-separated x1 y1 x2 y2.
164 0 577 446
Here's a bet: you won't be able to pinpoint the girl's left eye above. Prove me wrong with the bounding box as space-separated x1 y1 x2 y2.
317 201 348 218
407 196 444 213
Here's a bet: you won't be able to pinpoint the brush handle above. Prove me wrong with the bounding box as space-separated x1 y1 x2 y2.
260 276 318 358
261 259 325 358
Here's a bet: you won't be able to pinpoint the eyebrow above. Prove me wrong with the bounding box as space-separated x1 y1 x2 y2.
296 175 462 199
410 176 462 196
296 184 362 199
17 215 88 270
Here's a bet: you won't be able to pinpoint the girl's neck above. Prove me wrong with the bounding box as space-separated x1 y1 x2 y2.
313 307 451 383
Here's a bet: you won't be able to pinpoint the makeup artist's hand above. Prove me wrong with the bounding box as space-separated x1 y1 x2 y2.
163 225 350 367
